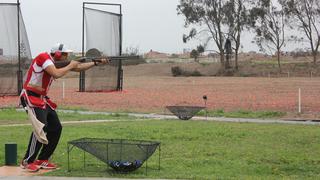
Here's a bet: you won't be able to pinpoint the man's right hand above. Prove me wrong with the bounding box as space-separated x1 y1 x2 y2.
46 60 81 79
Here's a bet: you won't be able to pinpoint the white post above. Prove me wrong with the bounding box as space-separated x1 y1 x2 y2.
62 80 65 99
287 71 290 78
298 88 301 114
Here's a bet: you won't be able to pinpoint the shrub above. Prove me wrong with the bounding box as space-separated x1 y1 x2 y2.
171 66 202 77
190 49 199 62
170 54 179 58
171 66 183 76
190 70 202 76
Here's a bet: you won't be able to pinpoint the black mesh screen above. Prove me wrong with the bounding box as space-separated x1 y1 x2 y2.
68 138 160 172
0 3 32 95
166 106 205 120
83 7 121 92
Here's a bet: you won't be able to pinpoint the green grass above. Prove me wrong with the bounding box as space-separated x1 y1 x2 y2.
0 108 28 122
0 108 131 125
0 120 319 179
198 109 286 119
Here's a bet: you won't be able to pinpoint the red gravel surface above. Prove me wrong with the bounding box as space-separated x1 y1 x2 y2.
1 63 319 119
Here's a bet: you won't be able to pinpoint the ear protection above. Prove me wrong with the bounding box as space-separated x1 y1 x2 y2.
54 44 64 59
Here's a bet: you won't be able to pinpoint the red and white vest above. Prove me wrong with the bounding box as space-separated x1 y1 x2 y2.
23 52 54 96
21 52 56 109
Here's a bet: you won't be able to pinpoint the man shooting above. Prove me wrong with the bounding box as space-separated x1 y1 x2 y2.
19 43 108 172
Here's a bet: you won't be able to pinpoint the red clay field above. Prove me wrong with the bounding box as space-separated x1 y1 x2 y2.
1 63 320 119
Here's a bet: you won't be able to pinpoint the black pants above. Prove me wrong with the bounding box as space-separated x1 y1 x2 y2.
23 105 62 164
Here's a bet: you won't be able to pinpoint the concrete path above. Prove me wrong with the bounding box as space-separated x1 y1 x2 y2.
57 109 320 125
6 109 320 127
0 176 169 180
0 166 169 180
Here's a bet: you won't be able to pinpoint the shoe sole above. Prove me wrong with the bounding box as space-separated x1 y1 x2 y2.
21 164 40 172
37 166 56 169
21 163 40 172
26 169 39 172
23 167 40 172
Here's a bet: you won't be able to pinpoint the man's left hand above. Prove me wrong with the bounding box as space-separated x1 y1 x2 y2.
94 57 109 65
99 58 109 64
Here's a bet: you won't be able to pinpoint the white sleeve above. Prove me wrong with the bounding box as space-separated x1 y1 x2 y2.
42 59 54 69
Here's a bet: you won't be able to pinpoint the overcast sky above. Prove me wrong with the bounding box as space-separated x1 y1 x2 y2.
0 0 196 56
1 0 305 57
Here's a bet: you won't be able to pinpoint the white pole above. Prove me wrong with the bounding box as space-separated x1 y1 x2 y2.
298 88 301 114
205 100 207 121
62 80 65 99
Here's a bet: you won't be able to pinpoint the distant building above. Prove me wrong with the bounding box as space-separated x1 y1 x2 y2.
0 48 3 56
144 49 168 58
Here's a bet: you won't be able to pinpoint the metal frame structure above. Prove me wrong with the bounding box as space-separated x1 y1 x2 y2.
0 0 22 95
80 2 123 92
67 139 161 175
17 0 22 95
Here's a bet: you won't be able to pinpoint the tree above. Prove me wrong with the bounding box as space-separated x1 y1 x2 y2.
249 0 287 72
189 45 205 62
197 45 205 55
284 0 320 64
224 38 232 69
223 0 249 70
177 0 228 69
183 28 197 43
190 49 200 62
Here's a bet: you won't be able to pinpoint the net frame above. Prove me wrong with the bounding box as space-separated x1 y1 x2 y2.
67 138 161 174
166 105 205 120
0 0 30 95
80 2 123 92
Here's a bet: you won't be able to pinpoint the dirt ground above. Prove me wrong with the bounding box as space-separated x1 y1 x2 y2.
1 63 320 119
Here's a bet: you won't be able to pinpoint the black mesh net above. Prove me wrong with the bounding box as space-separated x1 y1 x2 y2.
0 3 32 95
68 138 160 172
83 6 121 92
166 106 205 120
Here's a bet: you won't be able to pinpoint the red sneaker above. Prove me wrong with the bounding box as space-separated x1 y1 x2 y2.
34 160 57 169
20 161 40 172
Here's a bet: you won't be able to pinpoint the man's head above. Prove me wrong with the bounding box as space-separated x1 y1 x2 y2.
50 43 72 61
